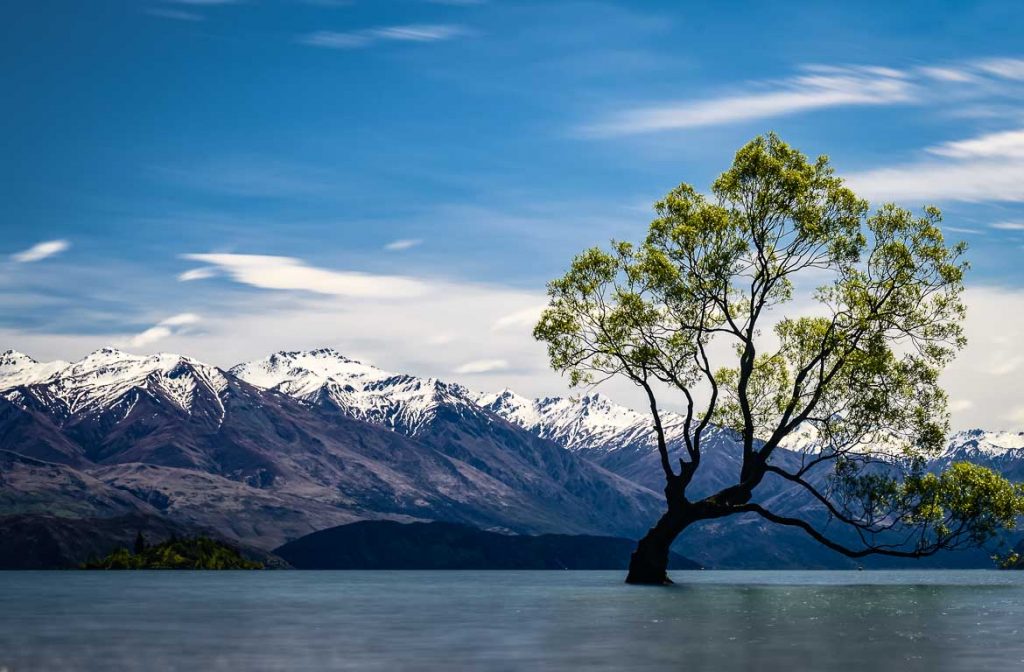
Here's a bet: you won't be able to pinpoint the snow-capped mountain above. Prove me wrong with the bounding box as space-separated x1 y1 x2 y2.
46 348 229 418
0 350 68 389
476 389 687 456
941 428 1024 459
231 349 663 536
0 347 663 551
230 348 478 436
2 344 1022 568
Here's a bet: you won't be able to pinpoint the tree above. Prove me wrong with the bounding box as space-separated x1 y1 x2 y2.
534 133 1024 584
134 531 147 556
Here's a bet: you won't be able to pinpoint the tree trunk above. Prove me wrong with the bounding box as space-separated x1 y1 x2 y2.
625 508 693 585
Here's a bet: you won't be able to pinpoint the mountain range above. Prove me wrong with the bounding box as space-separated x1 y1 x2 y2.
1 347 1022 568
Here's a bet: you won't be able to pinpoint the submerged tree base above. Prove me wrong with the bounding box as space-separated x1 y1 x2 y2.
624 572 675 586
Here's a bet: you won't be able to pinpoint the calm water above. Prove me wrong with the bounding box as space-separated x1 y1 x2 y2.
2 570 1023 671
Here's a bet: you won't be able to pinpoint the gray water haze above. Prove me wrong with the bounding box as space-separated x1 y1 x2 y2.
2 570 1023 671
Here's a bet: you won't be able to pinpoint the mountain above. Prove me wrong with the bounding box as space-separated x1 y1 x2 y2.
0 350 68 389
481 389 1024 568
2 345 1022 569
275 520 700 570
933 429 1024 480
231 349 661 539
0 348 662 555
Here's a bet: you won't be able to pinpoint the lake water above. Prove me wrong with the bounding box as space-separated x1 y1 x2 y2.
2 570 1023 671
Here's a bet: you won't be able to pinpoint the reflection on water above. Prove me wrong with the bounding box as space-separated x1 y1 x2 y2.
1 570 1023 671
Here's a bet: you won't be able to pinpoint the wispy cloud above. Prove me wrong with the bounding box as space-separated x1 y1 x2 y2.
126 313 202 348
146 8 204 21
454 358 509 374
492 306 545 332
846 128 1024 203
178 267 219 281
384 238 423 251
992 222 1024 231
581 66 915 136
928 128 1024 159
11 240 70 263
974 57 1024 80
581 56 1024 137
300 24 466 50
182 253 429 298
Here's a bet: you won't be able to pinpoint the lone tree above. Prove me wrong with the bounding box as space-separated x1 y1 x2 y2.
535 133 1024 584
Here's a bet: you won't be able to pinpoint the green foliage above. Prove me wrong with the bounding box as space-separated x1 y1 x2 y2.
835 460 1024 551
534 132 1021 559
82 536 264 570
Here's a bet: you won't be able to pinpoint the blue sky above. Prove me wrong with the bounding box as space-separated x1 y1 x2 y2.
4 0 1024 429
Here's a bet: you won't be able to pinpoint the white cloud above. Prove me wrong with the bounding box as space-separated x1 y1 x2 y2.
300 24 466 50
581 66 915 136
986 354 1024 376
846 128 1024 203
384 239 423 251
918 66 977 83
949 399 974 412
1006 406 1024 425
178 267 219 281
182 253 429 298
492 306 545 332
454 359 509 374
940 286 1024 430
944 226 984 235
125 313 201 348
928 128 1024 159
974 58 1024 81
11 240 70 263
846 159 1024 203
991 222 1024 231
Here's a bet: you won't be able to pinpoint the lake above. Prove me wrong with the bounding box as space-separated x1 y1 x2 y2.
1 570 1023 671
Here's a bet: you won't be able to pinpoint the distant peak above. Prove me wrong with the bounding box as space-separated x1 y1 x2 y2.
0 349 35 362
86 346 129 358
269 348 369 365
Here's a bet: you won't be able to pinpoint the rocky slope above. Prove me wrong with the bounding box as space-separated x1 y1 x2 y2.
0 348 662 552
2 346 1021 568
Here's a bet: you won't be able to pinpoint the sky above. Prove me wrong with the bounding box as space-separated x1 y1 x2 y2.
3 0 1024 431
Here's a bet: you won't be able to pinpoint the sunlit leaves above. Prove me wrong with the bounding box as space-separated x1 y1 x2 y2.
533 133 1019 559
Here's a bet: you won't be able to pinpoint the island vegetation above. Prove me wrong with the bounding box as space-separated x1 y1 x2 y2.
82 533 264 570
535 133 1024 584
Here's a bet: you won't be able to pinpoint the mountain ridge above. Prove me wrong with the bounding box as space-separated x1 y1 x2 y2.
2 346 1022 568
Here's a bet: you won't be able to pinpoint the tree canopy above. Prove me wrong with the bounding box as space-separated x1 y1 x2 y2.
534 133 1024 583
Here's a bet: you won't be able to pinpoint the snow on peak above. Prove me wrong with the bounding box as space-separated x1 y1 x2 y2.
231 349 474 435
230 348 388 397
482 388 679 454
475 388 541 428
38 348 229 415
0 350 69 389
943 429 1024 459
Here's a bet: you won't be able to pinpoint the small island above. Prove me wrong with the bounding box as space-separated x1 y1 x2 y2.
82 534 264 570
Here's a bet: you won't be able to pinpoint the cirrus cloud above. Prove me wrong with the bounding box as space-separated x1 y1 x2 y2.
300 24 467 50
125 313 202 348
11 240 70 264
454 358 509 374
181 253 429 298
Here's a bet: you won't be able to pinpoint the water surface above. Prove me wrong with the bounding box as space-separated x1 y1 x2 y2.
2 570 1022 671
